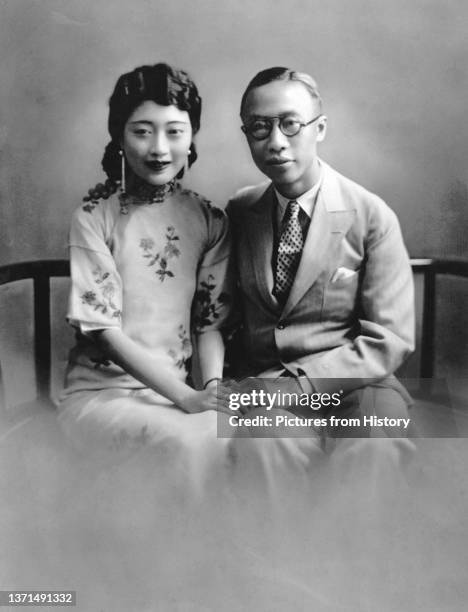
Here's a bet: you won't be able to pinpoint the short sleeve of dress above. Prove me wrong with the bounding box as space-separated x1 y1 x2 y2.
67 204 123 333
192 205 233 334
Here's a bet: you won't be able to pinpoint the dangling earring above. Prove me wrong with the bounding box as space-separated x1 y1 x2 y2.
118 149 129 215
184 148 191 175
119 149 126 193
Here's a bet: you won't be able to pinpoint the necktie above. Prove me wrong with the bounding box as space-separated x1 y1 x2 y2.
274 200 303 303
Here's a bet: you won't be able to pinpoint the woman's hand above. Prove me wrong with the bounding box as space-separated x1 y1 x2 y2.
179 382 232 415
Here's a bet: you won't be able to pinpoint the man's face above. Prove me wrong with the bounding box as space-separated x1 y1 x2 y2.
242 80 327 197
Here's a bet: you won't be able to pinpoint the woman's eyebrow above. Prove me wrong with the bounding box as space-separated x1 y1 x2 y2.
128 119 189 125
128 120 153 125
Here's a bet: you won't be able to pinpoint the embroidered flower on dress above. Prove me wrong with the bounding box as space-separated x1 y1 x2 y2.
193 274 230 331
179 188 225 219
139 226 181 281
140 238 155 251
168 325 192 369
93 267 110 284
82 291 97 305
83 203 97 214
80 266 122 319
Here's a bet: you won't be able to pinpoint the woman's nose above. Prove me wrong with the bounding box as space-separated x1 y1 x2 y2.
149 132 169 156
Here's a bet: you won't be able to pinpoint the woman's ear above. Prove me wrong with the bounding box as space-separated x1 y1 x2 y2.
188 141 198 168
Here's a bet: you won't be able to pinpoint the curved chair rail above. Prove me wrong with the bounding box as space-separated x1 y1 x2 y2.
0 257 467 402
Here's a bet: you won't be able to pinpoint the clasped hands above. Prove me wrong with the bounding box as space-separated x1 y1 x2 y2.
186 374 305 416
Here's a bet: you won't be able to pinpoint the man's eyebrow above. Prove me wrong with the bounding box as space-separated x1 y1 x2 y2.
249 112 302 120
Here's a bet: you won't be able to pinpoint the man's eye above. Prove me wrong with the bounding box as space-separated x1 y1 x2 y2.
251 120 269 131
282 118 299 129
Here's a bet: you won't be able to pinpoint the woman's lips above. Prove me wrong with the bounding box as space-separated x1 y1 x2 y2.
145 160 171 171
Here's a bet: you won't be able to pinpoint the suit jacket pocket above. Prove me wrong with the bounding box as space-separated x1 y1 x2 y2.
321 269 361 324
331 267 359 283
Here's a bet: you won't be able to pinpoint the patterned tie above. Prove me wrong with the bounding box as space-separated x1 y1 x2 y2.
274 200 303 303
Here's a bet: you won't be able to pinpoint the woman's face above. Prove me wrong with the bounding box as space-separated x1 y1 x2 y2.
122 100 192 185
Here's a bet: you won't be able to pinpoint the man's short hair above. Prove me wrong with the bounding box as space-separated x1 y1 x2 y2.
240 67 322 118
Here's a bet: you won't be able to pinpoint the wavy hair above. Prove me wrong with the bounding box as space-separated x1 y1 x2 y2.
101 63 202 184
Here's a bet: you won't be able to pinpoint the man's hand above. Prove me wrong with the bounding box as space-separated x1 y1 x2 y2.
220 375 306 416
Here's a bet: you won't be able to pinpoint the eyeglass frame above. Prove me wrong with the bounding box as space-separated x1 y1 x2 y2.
241 113 324 141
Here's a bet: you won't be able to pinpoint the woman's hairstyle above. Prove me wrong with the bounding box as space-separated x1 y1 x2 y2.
240 66 322 119
102 62 202 183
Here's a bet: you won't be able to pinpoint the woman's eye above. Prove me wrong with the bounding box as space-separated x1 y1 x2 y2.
167 129 184 136
130 127 152 136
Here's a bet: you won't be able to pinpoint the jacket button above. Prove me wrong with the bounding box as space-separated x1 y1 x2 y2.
277 322 285 330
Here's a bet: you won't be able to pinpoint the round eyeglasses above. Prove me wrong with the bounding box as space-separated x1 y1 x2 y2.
241 113 323 141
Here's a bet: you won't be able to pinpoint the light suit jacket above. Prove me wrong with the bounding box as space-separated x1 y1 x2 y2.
226 161 415 395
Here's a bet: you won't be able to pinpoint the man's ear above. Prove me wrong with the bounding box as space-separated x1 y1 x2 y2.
316 115 327 143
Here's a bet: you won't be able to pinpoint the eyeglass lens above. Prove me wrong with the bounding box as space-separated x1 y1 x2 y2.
249 117 302 139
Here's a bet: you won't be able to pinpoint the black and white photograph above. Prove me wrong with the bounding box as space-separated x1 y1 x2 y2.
1 1 467 610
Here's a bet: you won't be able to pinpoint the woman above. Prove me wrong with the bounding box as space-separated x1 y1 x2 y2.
58 63 233 472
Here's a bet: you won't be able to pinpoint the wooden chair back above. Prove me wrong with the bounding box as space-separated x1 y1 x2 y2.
0 257 467 408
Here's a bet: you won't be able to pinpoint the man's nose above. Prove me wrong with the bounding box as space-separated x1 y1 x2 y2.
267 123 289 151
149 132 169 156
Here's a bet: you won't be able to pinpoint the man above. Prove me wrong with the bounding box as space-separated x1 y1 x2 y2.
226 67 415 437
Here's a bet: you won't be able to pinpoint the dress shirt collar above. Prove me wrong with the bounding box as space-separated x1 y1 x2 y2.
274 161 323 223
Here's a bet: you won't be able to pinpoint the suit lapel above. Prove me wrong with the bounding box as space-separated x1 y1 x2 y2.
244 184 277 304
281 163 356 318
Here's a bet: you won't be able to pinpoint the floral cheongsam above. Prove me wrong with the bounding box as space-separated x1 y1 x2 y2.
62 183 232 396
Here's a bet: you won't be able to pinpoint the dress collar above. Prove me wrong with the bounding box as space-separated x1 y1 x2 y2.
119 178 178 214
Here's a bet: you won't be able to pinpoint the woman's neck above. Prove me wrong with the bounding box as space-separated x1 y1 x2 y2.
125 174 177 203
